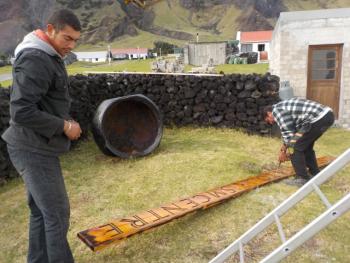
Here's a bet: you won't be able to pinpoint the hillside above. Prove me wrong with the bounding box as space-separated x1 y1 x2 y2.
0 0 350 54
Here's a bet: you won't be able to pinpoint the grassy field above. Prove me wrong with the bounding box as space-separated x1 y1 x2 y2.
216 63 269 75
1 127 349 263
0 61 270 87
0 79 12 88
66 59 155 75
0 65 12 87
68 61 269 75
0 65 12 74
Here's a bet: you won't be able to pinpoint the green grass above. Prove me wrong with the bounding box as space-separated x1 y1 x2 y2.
0 60 155 82
153 0 193 32
1 62 269 86
66 59 155 75
215 63 269 74
0 65 12 74
216 5 243 37
0 65 12 87
67 61 270 75
0 60 269 84
0 79 12 87
0 127 349 263
152 1 233 42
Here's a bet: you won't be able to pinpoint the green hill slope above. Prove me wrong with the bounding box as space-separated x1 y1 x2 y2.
81 0 350 50
1 0 350 54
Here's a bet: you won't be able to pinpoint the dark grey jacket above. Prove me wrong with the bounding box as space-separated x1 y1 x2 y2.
1 32 71 155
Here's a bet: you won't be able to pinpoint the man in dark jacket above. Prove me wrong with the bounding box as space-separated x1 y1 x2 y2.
1 9 81 263
263 98 334 185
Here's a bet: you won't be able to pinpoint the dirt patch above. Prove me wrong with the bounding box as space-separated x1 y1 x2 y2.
332 180 350 193
227 228 279 262
239 161 262 174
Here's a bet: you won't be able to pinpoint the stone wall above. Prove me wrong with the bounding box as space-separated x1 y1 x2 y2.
0 87 11 184
0 73 280 184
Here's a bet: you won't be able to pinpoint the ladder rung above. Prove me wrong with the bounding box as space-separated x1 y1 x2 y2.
239 242 244 263
261 193 350 263
312 183 332 208
274 213 286 243
209 149 350 263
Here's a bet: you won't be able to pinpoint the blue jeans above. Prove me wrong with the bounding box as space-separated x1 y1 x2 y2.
7 145 74 263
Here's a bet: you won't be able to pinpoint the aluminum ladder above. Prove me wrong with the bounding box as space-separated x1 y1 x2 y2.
210 148 350 263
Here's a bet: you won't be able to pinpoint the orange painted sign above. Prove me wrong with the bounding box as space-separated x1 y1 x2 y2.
77 156 334 251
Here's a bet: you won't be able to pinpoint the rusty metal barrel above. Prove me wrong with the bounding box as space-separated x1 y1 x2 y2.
92 94 163 158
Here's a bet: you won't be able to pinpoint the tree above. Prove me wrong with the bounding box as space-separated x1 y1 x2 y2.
151 41 179 56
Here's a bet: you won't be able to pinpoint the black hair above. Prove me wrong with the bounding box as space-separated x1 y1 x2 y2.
47 9 81 32
262 105 273 119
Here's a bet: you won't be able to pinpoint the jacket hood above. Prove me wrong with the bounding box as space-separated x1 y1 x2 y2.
14 31 62 59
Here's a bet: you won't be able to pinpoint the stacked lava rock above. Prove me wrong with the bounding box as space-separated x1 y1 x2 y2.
0 86 13 184
68 74 92 143
68 73 280 135
0 72 280 184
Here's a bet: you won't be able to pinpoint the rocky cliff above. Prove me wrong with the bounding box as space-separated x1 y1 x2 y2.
0 0 348 54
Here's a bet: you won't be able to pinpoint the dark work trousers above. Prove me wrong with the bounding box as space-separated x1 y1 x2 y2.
7 145 74 263
290 111 335 179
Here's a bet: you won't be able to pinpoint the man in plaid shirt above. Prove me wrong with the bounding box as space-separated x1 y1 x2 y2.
263 98 334 185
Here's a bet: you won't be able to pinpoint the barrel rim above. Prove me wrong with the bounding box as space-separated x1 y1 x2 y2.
96 94 163 158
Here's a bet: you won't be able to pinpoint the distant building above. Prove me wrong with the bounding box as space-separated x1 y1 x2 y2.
73 51 108 63
270 8 350 128
184 41 226 66
110 48 149 60
236 30 273 62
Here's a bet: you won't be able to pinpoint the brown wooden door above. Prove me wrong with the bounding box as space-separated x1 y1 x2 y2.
307 44 342 118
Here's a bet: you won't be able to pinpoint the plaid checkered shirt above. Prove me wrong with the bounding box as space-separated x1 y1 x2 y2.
272 98 332 145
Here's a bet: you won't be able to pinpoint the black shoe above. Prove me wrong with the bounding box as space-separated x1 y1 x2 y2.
284 176 310 187
308 170 320 178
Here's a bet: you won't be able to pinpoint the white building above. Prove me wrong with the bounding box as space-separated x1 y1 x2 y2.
236 30 273 62
183 41 226 66
73 51 108 63
269 8 350 128
110 48 149 60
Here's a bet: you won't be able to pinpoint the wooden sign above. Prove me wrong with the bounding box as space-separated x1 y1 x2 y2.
77 156 334 251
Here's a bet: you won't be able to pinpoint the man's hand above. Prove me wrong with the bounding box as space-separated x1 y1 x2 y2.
278 151 290 163
280 144 288 153
289 132 303 147
63 120 82 141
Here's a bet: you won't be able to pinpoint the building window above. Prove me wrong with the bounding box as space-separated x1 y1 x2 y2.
258 44 265 51
311 50 337 80
241 44 253 53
